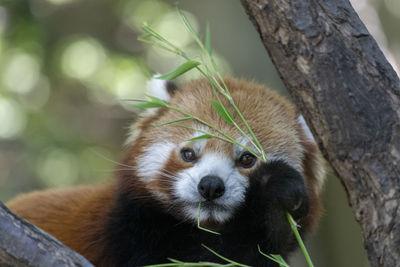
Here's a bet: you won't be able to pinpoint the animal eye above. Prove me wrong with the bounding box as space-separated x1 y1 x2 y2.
181 148 197 162
238 153 256 168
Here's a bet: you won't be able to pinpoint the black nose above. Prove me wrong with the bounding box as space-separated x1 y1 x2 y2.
198 175 225 201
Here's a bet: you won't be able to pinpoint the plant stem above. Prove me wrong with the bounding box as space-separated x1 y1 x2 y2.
164 105 264 161
197 203 221 235
201 244 251 267
172 124 262 162
286 212 314 267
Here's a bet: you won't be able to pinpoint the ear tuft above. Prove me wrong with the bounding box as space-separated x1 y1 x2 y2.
146 76 171 102
297 115 326 195
298 115 314 142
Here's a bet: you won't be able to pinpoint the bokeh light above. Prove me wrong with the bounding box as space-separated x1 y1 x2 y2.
61 37 106 80
37 148 80 187
0 97 27 139
44 0 78 5
155 11 199 48
99 56 148 98
2 50 41 94
79 146 115 183
123 0 170 30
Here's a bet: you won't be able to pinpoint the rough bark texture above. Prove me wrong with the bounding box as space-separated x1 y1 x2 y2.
240 1 400 266
0 202 93 267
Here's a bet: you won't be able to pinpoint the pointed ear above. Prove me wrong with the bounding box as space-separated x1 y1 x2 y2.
297 115 326 194
298 115 315 142
146 76 178 102
142 76 179 116
297 115 326 230
125 77 179 146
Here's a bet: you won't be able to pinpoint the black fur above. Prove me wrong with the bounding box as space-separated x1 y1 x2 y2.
166 81 178 95
100 160 310 267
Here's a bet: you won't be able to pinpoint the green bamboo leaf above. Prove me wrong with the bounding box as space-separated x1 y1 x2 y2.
205 23 211 55
138 32 152 41
270 255 289 267
145 95 168 106
209 100 234 125
156 61 201 80
133 101 165 109
201 244 249 267
187 134 213 142
155 117 192 127
130 95 168 109
258 245 290 267
166 258 182 263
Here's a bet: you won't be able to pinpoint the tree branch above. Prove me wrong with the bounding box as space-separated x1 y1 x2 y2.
0 202 93 267
240 1 400 266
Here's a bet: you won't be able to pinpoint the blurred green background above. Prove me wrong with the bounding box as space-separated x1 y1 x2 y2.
1 0 399 266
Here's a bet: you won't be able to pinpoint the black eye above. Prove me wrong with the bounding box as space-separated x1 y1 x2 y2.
181 148 197 162
238 153 256 168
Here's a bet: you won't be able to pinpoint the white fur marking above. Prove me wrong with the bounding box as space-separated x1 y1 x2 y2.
234 135 259 158
183 205 232 223
146 76 170 102
235 135 302 172
174 153 248 223
141 77 171 116
234 136 247 158
136 142 175 181
191 124 210 154
124 123 141 146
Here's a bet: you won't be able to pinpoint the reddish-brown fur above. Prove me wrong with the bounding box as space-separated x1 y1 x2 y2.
7 184 115 263
7 77 325 265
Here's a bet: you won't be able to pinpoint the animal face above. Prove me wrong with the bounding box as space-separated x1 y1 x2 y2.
167 139 252 223
133 125 262 223
121 77 324 225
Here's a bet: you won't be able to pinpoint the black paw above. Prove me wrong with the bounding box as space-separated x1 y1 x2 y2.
278 181 309 221
249 160 310 221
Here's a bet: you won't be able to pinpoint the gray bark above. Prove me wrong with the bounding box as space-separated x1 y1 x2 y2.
0 202 94 267
240 1 400 267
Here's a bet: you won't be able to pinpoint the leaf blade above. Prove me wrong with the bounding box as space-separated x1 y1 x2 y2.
154 117 193 127
133 101 166 109
258 245 290 267
156 61 201 80
205 23 211 55
209 100 234 125
145 95 168 106
187 134 213 142
128 95 168 110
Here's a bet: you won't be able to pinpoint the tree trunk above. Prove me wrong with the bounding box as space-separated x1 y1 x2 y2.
0 202 93 267
240 1 400 266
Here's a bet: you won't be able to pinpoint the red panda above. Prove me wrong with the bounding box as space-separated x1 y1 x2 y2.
7 77 325 267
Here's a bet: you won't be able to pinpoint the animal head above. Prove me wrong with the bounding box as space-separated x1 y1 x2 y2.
119 77 325 225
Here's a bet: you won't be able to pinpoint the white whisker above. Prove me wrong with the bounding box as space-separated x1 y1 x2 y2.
89 149 135 169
